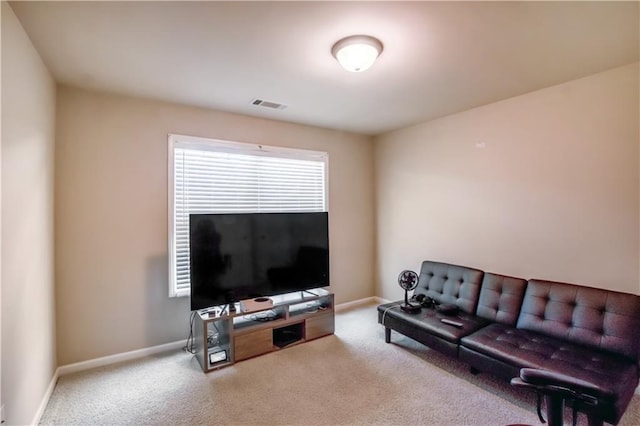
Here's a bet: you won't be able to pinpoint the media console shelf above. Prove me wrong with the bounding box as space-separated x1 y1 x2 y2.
193 288 335 372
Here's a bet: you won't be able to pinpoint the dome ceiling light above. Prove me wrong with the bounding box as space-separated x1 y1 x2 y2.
331 35 383 73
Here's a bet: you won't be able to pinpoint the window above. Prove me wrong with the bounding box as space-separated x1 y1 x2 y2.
168 134 328 298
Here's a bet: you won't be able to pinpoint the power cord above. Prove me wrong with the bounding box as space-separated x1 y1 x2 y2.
380 304 401 326
183 311 197 354
207 329 220 347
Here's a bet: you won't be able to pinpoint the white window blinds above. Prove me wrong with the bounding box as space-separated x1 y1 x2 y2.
169 135 328 297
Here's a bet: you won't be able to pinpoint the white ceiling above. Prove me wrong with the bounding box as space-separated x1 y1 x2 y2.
10 1 639 136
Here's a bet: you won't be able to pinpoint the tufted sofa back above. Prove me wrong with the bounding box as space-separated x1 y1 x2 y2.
517 279 640 362
475 273 527 326
414 261 484 314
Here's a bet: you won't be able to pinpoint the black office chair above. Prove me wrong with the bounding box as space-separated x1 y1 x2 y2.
511 368 603 426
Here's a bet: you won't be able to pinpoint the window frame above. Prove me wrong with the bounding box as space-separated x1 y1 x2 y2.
167 133 329 298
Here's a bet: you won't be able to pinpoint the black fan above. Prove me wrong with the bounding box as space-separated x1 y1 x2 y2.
398 270 421 314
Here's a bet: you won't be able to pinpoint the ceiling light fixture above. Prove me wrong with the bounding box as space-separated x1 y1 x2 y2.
331 35 383 73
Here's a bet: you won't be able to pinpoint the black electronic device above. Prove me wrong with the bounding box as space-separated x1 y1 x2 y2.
189 212 329 311
410 294 458 315
440 318 463 328
273 323 303 348
398 270 421 314
411 293 437 308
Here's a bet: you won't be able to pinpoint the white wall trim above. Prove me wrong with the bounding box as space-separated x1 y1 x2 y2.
31 340 185 424
52 297 383 377
32 298 383 423
27 299 640 423
335 296 385 312
31 369 59 426
57 340 185 377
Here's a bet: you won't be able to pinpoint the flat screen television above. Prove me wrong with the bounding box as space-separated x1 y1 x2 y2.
189 212 329 311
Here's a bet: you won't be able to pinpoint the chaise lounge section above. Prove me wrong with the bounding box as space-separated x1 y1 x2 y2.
377 261 640 425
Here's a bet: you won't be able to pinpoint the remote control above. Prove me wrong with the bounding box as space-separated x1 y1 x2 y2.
441 318 463 328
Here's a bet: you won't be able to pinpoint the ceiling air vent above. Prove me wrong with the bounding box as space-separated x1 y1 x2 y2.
251 99 287 110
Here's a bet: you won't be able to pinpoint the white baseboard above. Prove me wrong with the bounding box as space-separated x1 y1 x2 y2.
31 368 59 426
26 301 640 424
32 339 185 425
335 296 385 312
57 340 185 376
32 299 383 424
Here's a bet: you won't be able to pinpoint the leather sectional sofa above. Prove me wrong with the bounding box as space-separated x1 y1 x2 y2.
377 261 640 425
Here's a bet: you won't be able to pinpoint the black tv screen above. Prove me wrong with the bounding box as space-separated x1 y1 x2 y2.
189 212 329 311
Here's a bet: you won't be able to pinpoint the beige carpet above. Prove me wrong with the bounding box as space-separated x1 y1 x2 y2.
41 302 640 425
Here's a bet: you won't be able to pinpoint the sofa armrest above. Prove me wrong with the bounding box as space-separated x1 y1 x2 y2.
513 368 603 401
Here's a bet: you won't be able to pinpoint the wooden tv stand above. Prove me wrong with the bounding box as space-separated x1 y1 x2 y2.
193 288 335 372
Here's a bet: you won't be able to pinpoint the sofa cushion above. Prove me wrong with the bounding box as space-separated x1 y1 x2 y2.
517 279 640 362
460 323 638 402
378 302 489 343
475 273 527 326
414 261 484 315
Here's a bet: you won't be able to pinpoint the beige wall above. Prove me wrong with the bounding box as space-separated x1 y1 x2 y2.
1 3 57 425
375 63 639 300
55 86 375 365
